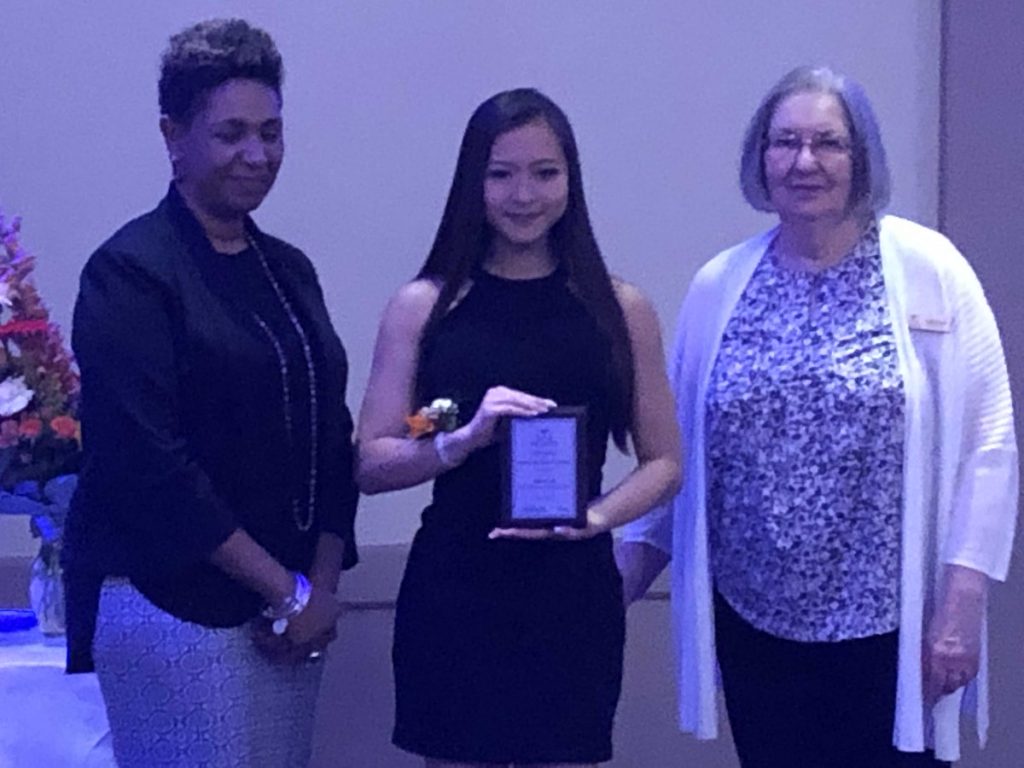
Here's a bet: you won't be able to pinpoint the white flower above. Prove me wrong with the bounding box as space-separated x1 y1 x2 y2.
0 281 13 308
0 376 34 417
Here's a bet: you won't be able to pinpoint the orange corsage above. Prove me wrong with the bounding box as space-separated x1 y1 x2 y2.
405 398 459 439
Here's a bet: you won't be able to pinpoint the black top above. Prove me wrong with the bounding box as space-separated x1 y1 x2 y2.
418 266 613 536
64 185 358 672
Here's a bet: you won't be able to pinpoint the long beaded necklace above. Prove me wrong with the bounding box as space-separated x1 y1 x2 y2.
245 233 318 532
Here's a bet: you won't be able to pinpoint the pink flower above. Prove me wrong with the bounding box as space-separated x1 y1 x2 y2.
18 416 42 439
50 415 78 440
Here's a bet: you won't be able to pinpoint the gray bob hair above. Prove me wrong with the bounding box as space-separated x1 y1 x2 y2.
739 66 892 215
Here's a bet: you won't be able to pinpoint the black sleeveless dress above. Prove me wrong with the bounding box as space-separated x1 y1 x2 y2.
392 267 626 764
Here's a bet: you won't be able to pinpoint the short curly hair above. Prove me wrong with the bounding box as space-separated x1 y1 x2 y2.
158 18 284 124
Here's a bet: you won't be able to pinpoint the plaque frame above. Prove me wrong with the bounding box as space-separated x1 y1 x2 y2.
499 406 588 529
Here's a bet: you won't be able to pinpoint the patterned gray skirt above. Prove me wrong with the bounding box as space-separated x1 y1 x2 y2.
93 578 324 767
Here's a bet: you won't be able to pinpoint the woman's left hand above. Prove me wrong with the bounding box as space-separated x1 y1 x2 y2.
488 510 609 542
923 565 988 704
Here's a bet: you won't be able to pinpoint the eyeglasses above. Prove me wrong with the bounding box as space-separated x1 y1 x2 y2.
764 132 852 160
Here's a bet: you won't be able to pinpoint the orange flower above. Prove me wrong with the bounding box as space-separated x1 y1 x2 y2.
18 415 42 439
405 412 437 439
50 414 78 440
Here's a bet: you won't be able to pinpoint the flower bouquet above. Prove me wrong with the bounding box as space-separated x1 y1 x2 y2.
0 206 81 634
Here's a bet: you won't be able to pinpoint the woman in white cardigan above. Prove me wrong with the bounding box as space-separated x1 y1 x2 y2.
619 66 1018 767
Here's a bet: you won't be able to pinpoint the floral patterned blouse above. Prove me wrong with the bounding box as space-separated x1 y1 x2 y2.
706 222 904 642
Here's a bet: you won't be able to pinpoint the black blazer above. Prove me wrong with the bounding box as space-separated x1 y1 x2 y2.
64 185 358 671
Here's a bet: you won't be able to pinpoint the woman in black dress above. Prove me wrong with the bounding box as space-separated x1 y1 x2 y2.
357 88 681 767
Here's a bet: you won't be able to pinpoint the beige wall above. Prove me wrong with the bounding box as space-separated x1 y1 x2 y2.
940 1 1024 766
0 0 941 556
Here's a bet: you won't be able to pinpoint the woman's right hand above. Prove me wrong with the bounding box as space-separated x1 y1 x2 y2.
457 386 557 452
430 387 555 471
253 585 344 665
284 585 344 647
251 619 337 665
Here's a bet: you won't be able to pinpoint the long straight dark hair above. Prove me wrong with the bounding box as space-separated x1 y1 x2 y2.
417 88 634 451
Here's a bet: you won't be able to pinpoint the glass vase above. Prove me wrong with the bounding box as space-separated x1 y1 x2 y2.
28 550 65 636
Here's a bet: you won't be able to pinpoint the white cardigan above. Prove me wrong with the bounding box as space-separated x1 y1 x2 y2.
624 215 1018 761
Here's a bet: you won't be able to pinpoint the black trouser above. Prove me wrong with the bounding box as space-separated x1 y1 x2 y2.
714 591 951 768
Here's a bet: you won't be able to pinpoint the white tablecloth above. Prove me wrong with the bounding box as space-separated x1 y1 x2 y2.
0 629 114 768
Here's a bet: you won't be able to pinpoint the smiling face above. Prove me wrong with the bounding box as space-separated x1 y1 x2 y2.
763 90 854 223
483 119 569 249
163 78 284 220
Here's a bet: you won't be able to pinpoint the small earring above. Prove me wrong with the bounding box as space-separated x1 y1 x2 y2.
170 154 183 181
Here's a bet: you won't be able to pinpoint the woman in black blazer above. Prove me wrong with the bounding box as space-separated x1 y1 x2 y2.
64 19 358 767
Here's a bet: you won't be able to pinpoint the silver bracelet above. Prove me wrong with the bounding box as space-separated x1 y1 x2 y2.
262 571 312 636
434 431 465 469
